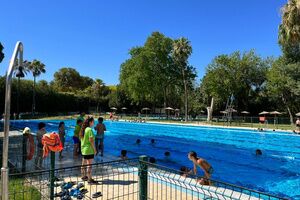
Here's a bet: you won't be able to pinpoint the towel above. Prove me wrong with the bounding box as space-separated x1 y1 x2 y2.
42 132 63 157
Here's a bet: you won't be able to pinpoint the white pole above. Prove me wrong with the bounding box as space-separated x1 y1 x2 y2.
1 41 23 200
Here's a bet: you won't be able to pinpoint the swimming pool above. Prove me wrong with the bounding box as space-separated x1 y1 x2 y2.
11 120 300 199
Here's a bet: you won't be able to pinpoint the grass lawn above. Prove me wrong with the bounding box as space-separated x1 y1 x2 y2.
9 178 41 200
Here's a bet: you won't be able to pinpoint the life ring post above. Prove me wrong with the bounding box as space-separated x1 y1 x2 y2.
22 134 27 172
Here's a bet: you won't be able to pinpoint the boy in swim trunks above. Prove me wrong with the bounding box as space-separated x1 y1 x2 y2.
188 151 214 185
94 117 106 156
73 119 83 158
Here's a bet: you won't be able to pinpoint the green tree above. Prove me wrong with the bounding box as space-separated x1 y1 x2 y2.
0 42 4 63
278 0 300 62
200 51 272 113
267 57 300 124
120 47 158 105
52 68 82 92
172 38 196 122
81 76 94 89
27 59 46 115
143 32 174 107
91 79 109 112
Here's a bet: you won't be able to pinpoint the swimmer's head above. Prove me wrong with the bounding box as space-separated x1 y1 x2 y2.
149 157 156 163
121 150 127 157
164 151 170 157
256 149 262 156
136 139 141 144
188 151 197 160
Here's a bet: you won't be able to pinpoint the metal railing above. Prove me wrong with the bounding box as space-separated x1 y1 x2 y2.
7 156 287 200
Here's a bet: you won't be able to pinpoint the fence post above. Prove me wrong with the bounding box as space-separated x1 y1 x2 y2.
22 134 27 172
49 151 55 200
138 155 148 200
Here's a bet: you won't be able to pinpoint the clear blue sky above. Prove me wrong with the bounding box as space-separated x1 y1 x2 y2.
0 0 286 85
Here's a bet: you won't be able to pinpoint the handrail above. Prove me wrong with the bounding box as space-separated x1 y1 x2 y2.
1 41 23 200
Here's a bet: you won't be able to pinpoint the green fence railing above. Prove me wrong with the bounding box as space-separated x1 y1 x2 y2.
7 156 287 200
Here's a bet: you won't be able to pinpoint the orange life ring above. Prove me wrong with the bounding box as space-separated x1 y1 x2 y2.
25 134 35 160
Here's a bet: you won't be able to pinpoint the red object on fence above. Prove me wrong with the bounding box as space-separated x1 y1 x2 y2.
42 132 63 158
259 117 266 123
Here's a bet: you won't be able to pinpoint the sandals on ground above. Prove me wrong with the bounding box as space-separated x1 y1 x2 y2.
92 192 102 198
88 179 98 185
81 176 88 181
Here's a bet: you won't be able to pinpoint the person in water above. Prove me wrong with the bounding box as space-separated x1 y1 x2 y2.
120 150 128 160
256 149 262 156
151 139 155 144
58 122 66 159
94 117 106 157
136 139 141 144
179 166 192 177
188 151 213 185
164 151 170 157
149 157 156 163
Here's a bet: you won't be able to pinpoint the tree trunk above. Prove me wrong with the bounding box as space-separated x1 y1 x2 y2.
96 101 99 113
182 68 188 122
287 106 293 125
163 86 167 109
32 76 36 116
282 96 293 125
184 81 188 122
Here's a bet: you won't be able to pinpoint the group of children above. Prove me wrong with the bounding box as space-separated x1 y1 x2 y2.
72 114 107 159
28 113 214 186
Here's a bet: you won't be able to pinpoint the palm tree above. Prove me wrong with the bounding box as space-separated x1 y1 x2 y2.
92 79 105 112
0 42 4 63
172 38 193 122
279 0 300 61
28 59 46 116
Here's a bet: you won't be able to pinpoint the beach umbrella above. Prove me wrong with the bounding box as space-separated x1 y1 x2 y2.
226 108 237 113
174 108 180 112
270 111 282 126
165 107 173 118
121 107 127 117
110 107 117 110
165 107 174 110
241 111 250 121
270 111 282 115
259 111 269 115
220 111 228 114
296 112 300 117
141 107 150 116
241 111 250 114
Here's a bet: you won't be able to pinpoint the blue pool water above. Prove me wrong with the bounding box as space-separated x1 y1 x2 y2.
11 120 300 199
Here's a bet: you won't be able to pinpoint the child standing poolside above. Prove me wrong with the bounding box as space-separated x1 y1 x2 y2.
73 119 83 158
58 122 66 159
35 122 46 169
94 117 106 156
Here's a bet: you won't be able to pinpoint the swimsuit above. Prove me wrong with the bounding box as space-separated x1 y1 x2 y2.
206 166 214 175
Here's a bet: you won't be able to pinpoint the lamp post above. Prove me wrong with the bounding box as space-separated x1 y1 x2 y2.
16 64 26 119
1 41 24 200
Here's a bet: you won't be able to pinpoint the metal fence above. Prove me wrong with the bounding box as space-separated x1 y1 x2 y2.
7 156 287 200
0 130 58 173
